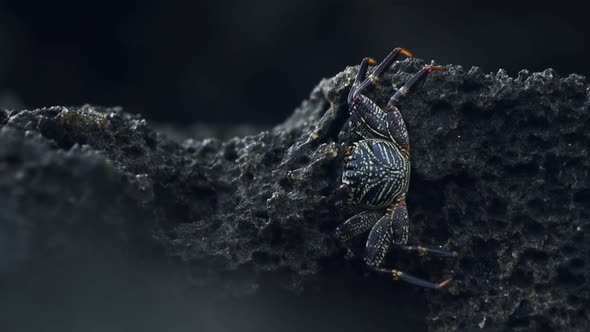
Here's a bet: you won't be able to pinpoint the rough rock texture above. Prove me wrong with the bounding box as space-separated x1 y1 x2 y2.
1 59 589 331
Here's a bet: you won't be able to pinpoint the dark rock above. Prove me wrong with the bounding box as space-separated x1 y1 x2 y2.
153 122 270 142
1 58 589 331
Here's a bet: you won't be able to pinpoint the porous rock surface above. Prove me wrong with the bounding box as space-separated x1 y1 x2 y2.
1 59 589 331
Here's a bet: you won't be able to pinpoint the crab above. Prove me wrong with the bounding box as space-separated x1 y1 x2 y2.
335 48 457 289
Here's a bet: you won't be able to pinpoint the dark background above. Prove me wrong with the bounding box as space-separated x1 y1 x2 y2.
0 0 588 125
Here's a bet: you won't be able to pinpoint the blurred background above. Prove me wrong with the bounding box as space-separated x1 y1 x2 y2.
0 0 588 125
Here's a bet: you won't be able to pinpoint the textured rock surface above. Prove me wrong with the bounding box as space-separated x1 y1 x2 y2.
1 59 589 331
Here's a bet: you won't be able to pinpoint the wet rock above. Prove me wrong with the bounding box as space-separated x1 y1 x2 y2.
1 59 589 331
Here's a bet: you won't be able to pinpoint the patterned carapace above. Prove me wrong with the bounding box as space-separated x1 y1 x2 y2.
343 139 409 209
336 48 457 289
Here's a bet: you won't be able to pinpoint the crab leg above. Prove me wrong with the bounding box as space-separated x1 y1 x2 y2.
335 210 381 258
372 267 453 289
347 57 376 104
400 245 458 257
364 200 409 267
388 65 444 107
335 210 382 242
349 95 410 154
364 199 454 289
348 47 413 104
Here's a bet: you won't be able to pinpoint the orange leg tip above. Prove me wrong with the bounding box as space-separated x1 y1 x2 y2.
367 57 378 65
426 65 445 72
400 48 413 58
436 278 453 289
